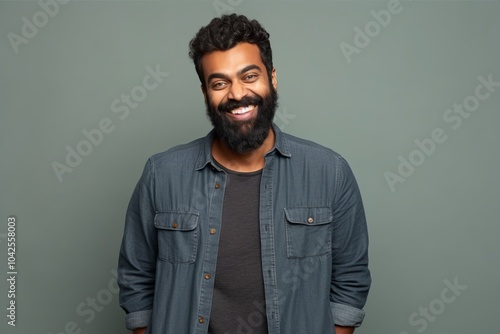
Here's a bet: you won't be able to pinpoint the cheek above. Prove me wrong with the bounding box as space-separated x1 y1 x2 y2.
206 92 221 107
210 93 229 109
253 80 272 94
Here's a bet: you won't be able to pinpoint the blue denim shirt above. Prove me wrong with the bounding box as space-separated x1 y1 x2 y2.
118 124 371 333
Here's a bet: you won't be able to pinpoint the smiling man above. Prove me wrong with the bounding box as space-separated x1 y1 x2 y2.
203 42 278 170
118 14 371 334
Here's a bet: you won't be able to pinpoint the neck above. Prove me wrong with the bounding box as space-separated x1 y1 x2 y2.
212 128 275 172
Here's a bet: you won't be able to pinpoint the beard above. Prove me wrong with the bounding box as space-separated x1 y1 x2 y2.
205 83 278 154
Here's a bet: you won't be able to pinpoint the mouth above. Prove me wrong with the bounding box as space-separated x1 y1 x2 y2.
225 105 257 121
229 105 255 115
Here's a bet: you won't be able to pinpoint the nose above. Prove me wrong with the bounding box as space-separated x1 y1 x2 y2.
227 81 247 101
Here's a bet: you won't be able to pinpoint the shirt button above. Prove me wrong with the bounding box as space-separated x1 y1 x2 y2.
209 228 216 235
172 222 178 228
214 183 220 189
204 273 211 280
198 316 205 324
307 217 314 224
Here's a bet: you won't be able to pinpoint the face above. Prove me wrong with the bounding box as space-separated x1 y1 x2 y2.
201 43 278 154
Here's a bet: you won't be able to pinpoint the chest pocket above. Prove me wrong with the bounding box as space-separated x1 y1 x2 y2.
154 212 199 263
284 207 332 258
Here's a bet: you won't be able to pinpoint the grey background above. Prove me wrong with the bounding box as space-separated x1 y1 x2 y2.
1 0 499 333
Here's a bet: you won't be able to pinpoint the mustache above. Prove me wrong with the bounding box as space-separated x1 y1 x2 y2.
217 95 263 113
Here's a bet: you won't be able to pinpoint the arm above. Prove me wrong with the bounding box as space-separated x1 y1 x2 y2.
330 156 371 328
118 159 157 330
133 328 147 334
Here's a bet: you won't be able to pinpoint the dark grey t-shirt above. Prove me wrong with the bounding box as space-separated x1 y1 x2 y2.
208 165 268 334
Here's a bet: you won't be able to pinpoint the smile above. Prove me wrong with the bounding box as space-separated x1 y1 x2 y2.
230 105 255 115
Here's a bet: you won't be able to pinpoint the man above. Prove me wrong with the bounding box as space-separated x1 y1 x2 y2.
118 14 371 334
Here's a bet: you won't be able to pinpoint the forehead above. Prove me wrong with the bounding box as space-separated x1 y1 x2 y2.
201 43 265 80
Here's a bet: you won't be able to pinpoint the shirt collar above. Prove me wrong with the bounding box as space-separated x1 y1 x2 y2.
194 123 291 171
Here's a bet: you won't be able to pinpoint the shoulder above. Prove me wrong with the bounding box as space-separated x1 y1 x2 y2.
148 136 206 168
281 131 346 165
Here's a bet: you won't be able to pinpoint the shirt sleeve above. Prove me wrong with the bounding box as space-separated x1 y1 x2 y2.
330 156 371 327
118 158 157 330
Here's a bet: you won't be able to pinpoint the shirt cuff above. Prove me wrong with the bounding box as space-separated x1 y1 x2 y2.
330 302 365 327
125 309 152 330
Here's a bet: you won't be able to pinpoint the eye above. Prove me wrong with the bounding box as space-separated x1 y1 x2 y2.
243 74 258 82
211 81 227 90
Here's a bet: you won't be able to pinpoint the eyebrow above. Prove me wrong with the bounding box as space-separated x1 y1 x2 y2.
207 64 263 84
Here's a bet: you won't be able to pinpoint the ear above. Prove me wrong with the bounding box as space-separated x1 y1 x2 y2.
271 68 278 90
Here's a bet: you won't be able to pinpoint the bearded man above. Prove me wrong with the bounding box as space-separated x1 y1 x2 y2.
118 14 371 334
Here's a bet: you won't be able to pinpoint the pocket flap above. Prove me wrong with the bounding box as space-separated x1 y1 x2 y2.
154 212 199 231
284 207 332 226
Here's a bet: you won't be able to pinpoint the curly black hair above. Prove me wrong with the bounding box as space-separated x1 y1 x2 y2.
188 14 273 87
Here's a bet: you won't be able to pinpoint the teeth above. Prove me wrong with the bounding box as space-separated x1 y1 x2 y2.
231 105 253 115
